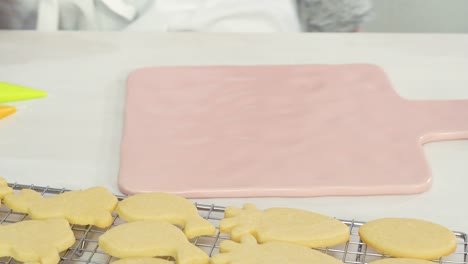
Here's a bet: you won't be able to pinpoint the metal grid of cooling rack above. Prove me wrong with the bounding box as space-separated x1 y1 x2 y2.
0 183 467 264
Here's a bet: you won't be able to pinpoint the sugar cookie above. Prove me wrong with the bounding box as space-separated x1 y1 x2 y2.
3 187 118 228
117 192 215 238
219 204 349 248
99 220 209 264
211 234 344 264
113 258 173 264
0 177 13 199
0 218 75 264
359 218 457 260
370 259 434 264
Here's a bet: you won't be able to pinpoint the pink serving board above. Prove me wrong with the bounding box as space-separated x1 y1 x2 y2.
119 64 468 198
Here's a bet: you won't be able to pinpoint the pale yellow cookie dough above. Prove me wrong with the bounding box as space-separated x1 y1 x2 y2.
112 258 173 264
0 177 13 200
0 218 75 264
117 192 215 238
219 204 349 248
359 218 457 260
99 220 209 264
370 259 435 264
3 187 118 228
212 235 344 264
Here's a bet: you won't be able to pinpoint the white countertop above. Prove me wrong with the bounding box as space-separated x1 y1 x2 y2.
0 31 467 231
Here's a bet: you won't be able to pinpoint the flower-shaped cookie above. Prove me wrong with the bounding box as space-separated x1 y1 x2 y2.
0 219 75 264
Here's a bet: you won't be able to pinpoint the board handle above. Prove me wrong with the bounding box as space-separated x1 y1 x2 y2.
413 99 468 144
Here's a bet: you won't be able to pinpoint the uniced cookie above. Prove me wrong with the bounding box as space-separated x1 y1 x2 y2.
3 187 118 228
0 177 13 200
0 218 75 264
117 192 215 238
219 204 349 248
112 258 173 264
359 218 457 260
211 234 344 264
99 220 209 264
370 259 435 264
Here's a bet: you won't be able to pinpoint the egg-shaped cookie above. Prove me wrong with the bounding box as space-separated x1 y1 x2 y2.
359 218 456 260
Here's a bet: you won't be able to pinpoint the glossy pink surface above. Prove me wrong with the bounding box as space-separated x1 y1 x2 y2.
119 64 468 197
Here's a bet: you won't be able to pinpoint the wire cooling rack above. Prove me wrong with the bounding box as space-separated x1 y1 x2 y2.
0 183 467 264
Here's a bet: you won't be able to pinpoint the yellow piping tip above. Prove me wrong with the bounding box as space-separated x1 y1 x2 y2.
0 106 16 119
0 82 47 103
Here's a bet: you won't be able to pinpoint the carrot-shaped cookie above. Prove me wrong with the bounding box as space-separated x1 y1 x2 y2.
212 234 344 264
220 204 349 248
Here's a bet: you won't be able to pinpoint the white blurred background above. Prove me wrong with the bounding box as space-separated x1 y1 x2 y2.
1 0 467 32
363 0 468 33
